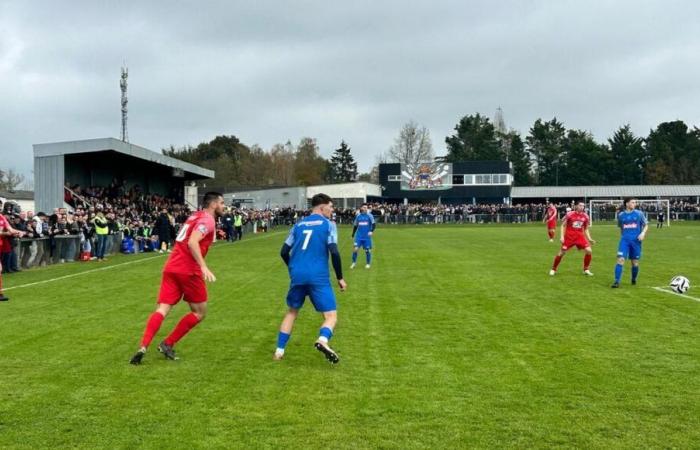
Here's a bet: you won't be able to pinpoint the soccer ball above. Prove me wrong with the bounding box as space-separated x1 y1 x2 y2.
670 276 690 294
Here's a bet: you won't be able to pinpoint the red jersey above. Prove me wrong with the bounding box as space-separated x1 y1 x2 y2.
0 215 10 253
563 211 590 240
163 211 216 275
545 205 557 223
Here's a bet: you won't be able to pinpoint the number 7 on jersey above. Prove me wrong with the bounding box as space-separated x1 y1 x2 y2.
302 229 313 250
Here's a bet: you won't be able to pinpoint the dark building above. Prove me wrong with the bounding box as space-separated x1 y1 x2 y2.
378 161 512 204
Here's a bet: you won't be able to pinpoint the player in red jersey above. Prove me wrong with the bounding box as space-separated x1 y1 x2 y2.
0 199 24 302
130 192 225 364
549 201 596 276
543 202 558 241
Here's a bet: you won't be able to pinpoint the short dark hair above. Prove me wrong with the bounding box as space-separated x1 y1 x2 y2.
623 197 635 205
202 191 223 208
311 193 333 207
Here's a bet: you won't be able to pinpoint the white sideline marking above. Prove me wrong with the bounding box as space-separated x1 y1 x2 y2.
3 255 165 291
3 231 285 292
652 286 700 303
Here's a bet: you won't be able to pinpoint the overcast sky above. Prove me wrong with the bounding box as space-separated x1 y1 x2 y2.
2 1 700 182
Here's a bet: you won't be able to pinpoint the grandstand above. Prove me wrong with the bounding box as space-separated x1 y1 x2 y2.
33 138 214 212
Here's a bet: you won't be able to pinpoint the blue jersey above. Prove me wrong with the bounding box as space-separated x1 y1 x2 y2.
617 209 647 240
284 214 338 285
354 213 375 239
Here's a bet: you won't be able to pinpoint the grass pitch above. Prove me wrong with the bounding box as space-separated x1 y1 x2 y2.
1 223 699 449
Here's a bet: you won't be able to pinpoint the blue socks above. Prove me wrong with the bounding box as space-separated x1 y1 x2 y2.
276 332 291 350
319 326 333 343
631 266 639 282
365 250 372 265
614 264 623 283
352 251 358 263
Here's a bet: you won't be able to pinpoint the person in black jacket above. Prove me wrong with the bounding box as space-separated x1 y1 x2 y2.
154 209 172 253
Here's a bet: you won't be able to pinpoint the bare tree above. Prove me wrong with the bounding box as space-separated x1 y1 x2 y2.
388 121 434 167
0 169 26 191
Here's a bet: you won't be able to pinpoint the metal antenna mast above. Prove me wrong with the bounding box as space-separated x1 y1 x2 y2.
120 65 129 142
494 106 507 135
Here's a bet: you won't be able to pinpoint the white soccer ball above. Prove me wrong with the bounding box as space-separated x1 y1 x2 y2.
670 276 690 294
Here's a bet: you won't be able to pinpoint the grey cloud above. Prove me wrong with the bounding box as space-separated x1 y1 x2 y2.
2 1 700 180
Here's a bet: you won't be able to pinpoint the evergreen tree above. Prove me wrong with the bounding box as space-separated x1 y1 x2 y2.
445 113 502 161
329 140 358 182
608 125 645 185
526 118 567 185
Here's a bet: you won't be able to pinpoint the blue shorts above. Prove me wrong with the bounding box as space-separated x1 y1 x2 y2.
617 238 642 260
286 283 337 312
354 237 372 249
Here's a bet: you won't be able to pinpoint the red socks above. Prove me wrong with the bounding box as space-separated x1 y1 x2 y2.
548 230 555 239
552 255 563 271
584 254 592 270
140 312 165 348
0 273 3 294
164 312 200 347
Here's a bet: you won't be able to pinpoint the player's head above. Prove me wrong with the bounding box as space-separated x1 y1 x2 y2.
311 193 334 219
575 201 585 212
360 204 368 214
203 191 225 216
624 197 637 210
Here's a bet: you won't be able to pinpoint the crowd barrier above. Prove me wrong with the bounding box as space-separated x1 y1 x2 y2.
14 234 123 269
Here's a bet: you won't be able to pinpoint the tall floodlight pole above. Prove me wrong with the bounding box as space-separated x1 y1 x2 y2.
120 65 129 142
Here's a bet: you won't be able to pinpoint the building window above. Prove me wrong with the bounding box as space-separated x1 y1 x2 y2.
387 175 401 182
452 174 464 185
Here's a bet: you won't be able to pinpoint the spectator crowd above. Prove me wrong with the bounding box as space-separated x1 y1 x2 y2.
2 181 699 272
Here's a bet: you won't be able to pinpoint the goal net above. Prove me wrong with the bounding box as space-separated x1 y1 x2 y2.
588 199 670 227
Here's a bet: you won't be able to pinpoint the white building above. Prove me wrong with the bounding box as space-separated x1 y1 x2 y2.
225 182 382 210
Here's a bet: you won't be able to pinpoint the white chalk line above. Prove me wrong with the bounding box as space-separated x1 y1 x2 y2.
651 286 700 303
3 230 286 292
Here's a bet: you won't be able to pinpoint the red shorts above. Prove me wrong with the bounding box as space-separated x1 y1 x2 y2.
158 271 208 304
562 236 590 251
547 220 557 230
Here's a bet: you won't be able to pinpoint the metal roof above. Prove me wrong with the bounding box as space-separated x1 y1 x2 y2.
512 185 700 198
33 137 214 179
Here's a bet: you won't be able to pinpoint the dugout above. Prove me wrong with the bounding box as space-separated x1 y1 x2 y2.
378 161 512 204
33 138 214 212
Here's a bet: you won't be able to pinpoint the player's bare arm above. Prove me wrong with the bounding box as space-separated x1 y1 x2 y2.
560 222 566 244
586 228 596 244
638 223 649 241
188 230 216 282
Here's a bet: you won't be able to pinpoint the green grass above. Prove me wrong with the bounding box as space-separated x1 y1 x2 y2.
1 223 699 449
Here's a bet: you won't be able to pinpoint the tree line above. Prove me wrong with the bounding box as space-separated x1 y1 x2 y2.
163 136 358 189
163 115 700 189
442 114 700 186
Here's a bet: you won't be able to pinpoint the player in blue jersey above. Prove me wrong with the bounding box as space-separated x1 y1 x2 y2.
350 204 376 269
274 193 347 363
612 197 649 288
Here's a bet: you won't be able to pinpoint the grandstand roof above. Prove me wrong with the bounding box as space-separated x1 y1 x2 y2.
33 137 214 179
511 185 700 199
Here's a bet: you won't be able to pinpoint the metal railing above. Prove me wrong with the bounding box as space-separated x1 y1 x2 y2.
11 234 123 269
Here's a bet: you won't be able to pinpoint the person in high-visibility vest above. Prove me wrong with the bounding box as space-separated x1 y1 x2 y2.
234 211 244 241
92 210 109 261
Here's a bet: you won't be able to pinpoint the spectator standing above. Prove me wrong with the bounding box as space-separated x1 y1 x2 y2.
222 209 235 242
234 210 244 241
155 208 172 253
93 209 109 262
